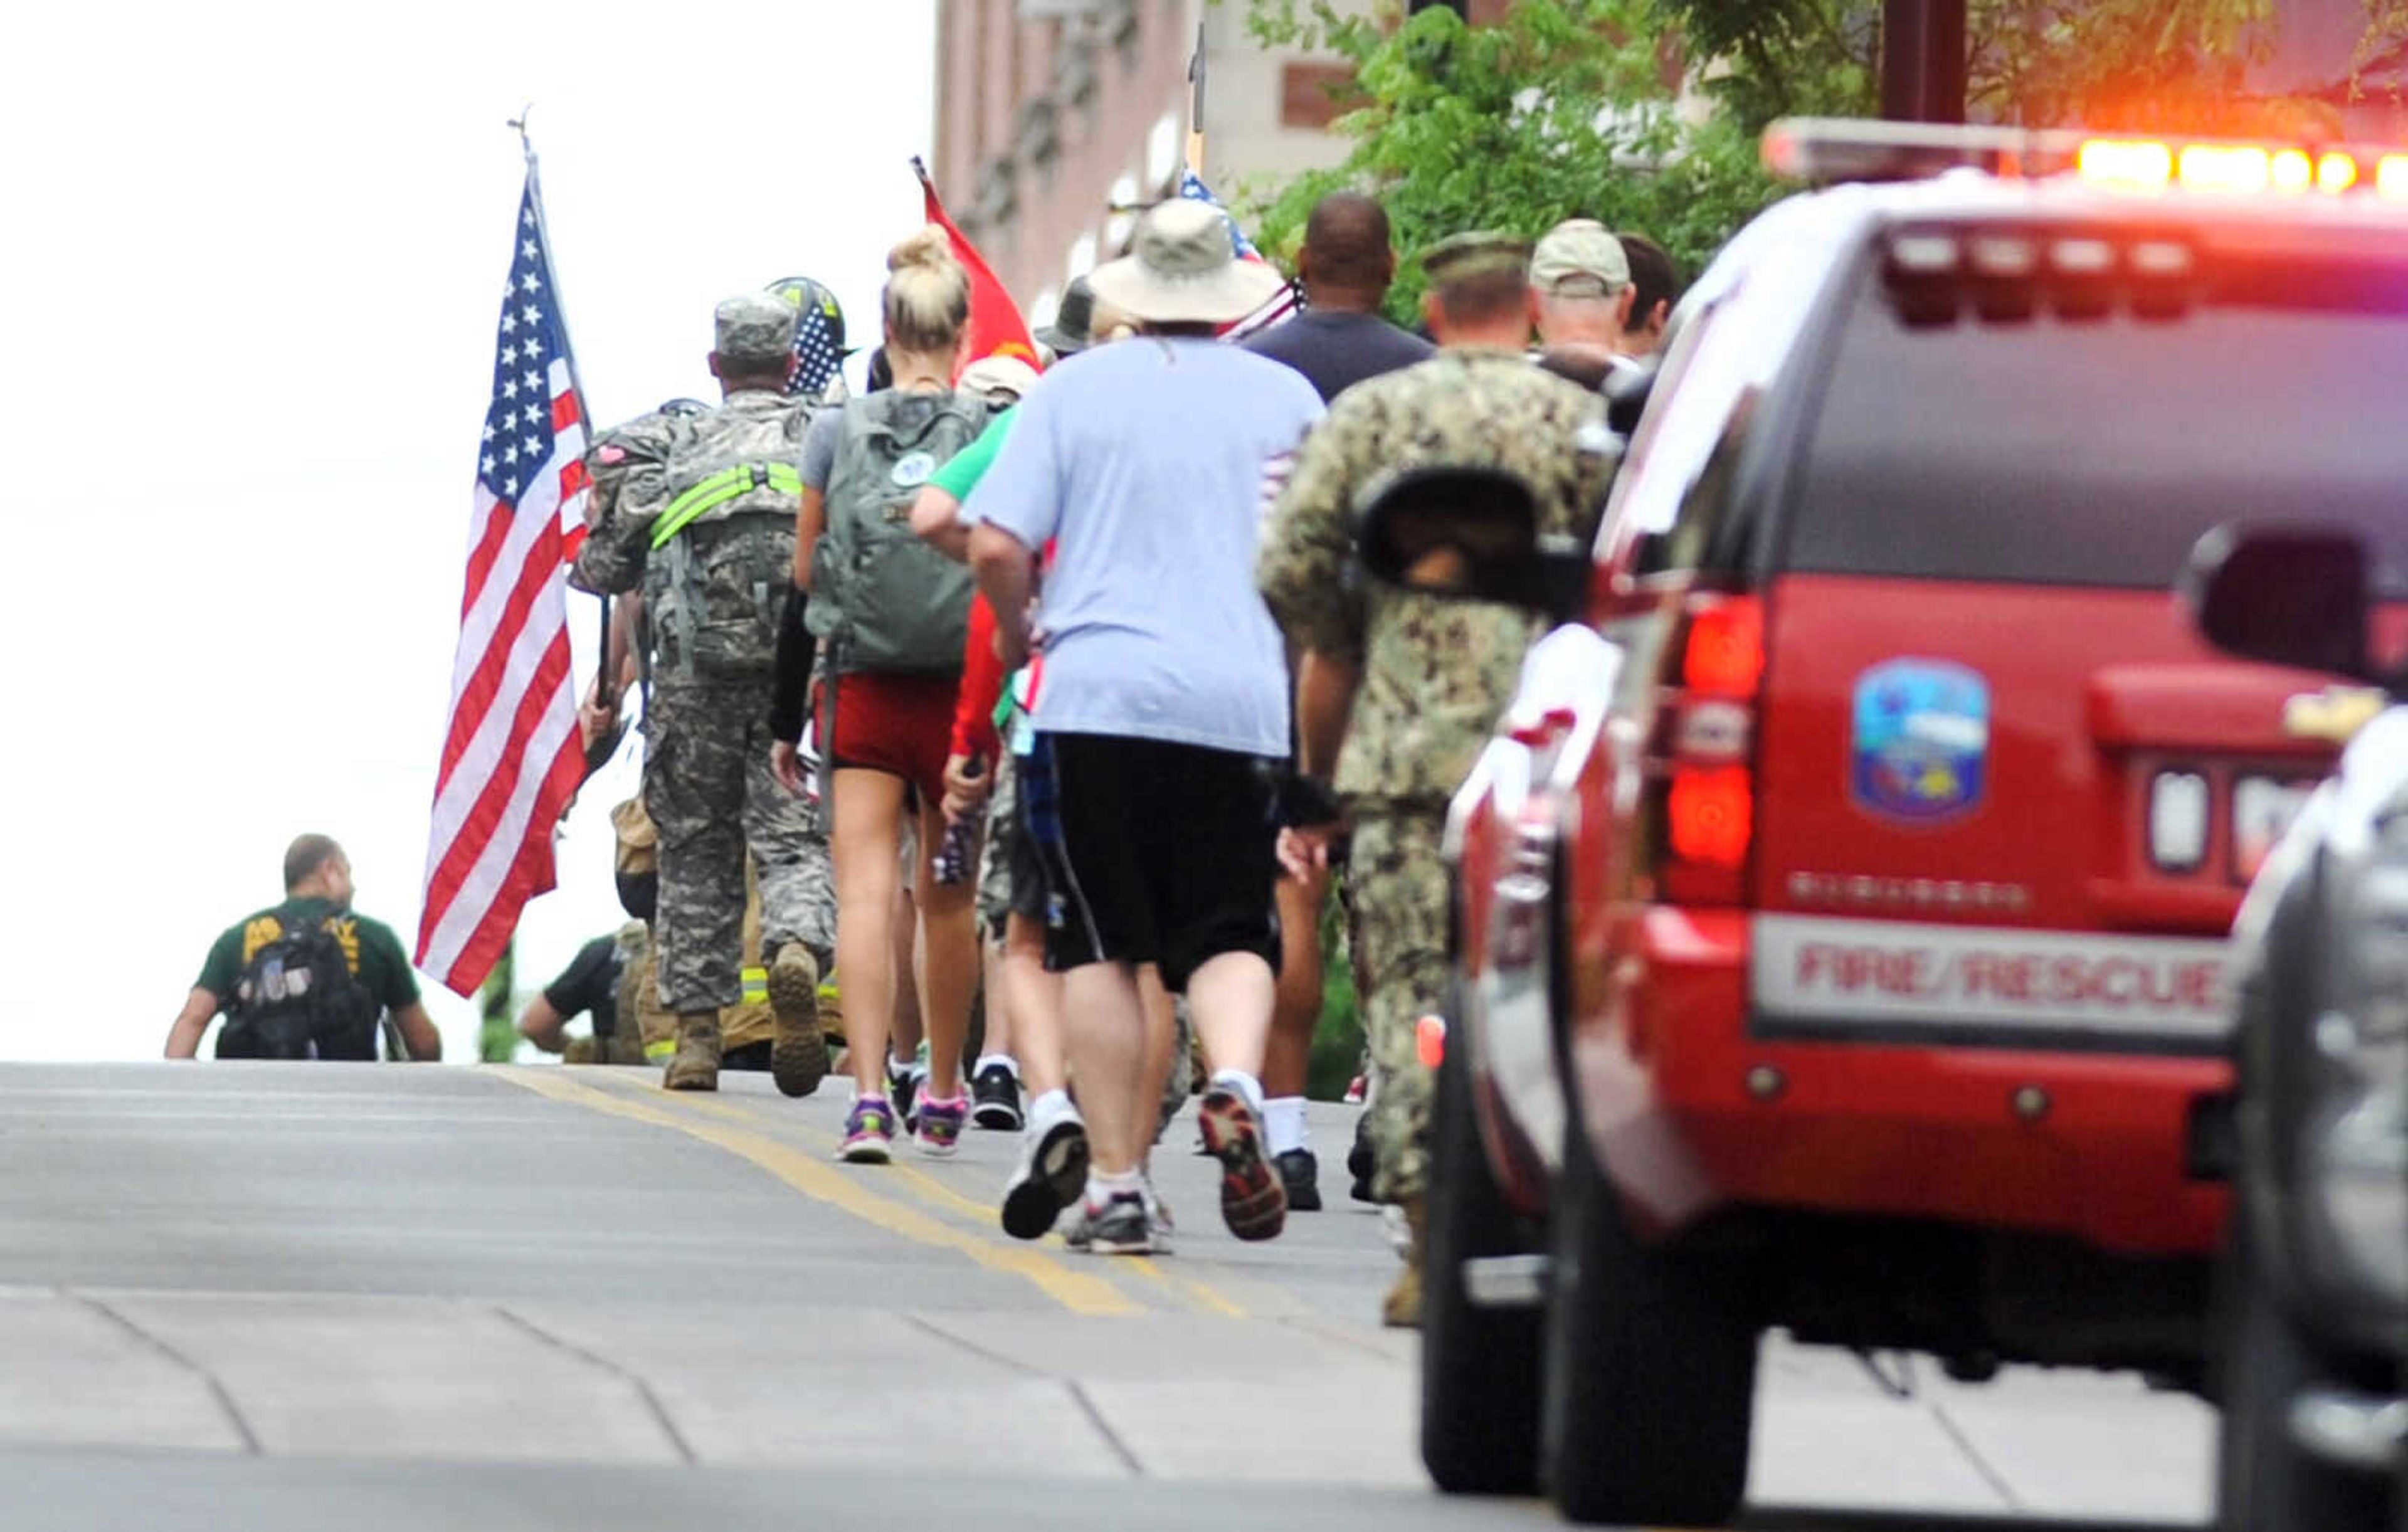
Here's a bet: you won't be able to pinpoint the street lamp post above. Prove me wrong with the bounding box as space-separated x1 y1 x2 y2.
1881 0 1968 124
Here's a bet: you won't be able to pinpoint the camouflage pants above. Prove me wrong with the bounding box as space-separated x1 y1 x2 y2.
1349 809 1450 1205
644 679 833 1013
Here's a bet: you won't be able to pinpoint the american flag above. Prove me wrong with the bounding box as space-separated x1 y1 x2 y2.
1177 168 1302 339
416 162 592 996
790 304 843 400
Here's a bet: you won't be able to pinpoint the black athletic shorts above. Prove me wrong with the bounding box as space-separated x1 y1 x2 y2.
1022 731 1282 992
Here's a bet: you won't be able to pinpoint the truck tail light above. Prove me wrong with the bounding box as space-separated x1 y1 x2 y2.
1651 593 1765 906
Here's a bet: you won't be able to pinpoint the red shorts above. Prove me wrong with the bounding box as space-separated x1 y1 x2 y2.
826 670 959 808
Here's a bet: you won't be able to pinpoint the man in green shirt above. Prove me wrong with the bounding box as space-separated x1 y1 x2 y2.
166 835 441 1061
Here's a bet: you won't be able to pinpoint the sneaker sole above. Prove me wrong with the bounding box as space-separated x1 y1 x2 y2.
1284 1180 1324 1213
970 1102 1023 1131
1197 1091 1287 1242
1090 1232 1154 1256
1001 1119 1089 1241
767 961 828 1099
916 1134 962 1159
840 1139 892 1165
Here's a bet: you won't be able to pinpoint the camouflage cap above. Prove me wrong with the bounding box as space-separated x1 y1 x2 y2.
713 291 797 365
1531 218 1632 297
1422 230 1533 286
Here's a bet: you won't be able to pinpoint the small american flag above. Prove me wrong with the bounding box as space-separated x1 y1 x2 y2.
789 297 843 401
416 160 591 996
1177 168 1302 340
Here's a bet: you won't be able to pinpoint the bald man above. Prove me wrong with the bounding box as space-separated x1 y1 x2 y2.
1244 192 1433 405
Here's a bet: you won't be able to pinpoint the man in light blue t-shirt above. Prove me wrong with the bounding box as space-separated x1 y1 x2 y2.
968 199 1324 1257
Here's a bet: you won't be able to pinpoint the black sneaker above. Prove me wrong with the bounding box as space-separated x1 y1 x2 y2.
1348 1115 1376 1204
970 1062 1023 1131
1275 1148 1323 1213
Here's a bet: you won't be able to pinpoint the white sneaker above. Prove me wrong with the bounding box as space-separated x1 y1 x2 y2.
1001 1094 1088 1242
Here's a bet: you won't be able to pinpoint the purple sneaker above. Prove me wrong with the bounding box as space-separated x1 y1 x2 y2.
916 1093 968 1158
840 1096 895 1164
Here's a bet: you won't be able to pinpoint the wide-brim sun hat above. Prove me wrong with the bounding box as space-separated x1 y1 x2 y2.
1087 199 1286 327
959 354 1042 402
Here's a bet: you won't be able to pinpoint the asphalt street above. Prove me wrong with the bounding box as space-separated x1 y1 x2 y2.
0 1062 2217 1529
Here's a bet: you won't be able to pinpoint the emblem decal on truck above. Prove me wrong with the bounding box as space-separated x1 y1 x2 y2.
1851 659 1990 822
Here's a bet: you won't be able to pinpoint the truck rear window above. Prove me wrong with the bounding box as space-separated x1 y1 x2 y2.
1783 258 2408 591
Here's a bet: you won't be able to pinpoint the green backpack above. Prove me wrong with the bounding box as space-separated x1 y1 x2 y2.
808 390 992 675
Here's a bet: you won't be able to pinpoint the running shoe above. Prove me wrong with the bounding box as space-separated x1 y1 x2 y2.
969 1062 1023 1131
1080 1191 1153 1257
1059 1201 1095 1251
1275 1148 1324 1213
1002 1097 1090 1241
916 1093 968 1158
1143 1181 1175 1245
1197 1087 1287 1242
839 1097 895 1164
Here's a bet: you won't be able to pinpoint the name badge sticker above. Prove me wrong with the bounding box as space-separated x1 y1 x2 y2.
1852 659 1990 822
891 450 937 489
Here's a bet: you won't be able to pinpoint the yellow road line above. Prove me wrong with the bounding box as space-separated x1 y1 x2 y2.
573 1072 1257 1319
490 1067 1141 1317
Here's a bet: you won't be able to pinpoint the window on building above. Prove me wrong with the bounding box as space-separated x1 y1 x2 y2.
1281 61 1361 130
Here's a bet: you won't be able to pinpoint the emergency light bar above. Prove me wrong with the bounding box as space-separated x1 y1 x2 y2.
1763 117 2408 201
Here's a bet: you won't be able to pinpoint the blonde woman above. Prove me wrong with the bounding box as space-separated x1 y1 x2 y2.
773 229 996 1161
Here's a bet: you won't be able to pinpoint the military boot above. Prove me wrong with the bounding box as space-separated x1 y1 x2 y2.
767 942 830 1099
1381 1197 1427 1329
662 1012 722 1091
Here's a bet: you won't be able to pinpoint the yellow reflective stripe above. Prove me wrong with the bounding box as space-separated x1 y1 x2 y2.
650 462 805 549
643 1040 676 1062
741 965 769 1003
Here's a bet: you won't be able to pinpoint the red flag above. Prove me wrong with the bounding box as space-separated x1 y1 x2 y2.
914 158 1038 371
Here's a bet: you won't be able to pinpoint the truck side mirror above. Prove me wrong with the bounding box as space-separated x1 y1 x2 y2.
1353 465 1588 625
2182 525 2372 681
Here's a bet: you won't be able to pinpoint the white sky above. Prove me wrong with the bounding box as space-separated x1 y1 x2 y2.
0 1 937 1062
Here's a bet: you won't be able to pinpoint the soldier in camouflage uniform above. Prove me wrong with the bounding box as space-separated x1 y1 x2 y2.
574 293 836 1095
1258 232 1617 1326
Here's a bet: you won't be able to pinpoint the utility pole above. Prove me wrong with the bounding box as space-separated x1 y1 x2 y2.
1881 0 1968 124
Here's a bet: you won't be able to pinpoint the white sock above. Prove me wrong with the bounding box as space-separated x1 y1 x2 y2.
1085 1166 1144 1207
1208 1068 1267 1121
975 1053 1018 1079
1030 1087 1073 1124
1263 1096 1309 1156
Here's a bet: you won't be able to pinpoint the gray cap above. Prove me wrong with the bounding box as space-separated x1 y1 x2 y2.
714 292 798 365
1530 219 1631 296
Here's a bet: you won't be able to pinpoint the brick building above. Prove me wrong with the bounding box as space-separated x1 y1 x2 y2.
929 1 1508 330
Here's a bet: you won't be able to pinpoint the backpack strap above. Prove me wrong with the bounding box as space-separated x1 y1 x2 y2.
650 461 805 551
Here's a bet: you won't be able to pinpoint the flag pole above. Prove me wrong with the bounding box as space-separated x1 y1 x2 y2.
509 107 613 727
1185 23 1208 176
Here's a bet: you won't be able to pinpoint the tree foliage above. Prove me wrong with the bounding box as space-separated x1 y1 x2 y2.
1229 0 2408 320
1233 0 1783 323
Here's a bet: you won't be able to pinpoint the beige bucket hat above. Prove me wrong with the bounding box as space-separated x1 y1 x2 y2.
1087 199 1287 326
